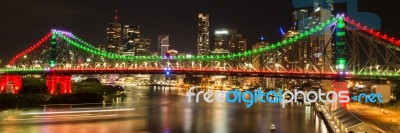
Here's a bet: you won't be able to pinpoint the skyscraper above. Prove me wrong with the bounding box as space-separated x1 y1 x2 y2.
293 9 309 32
295 2 333 90
197 13 210 55
313 0 333 13
158 35 169 56
228 33 247 54
213 29 247 88
213 29 247 55
122 25 140 55
311 0 334 90
106 10 122 53
282 30 300 70
107 23 122 53
309 8 332 72
134 38 151 56
213 29 237 53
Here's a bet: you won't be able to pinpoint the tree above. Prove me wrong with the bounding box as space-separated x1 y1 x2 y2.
20 77 47 94
73 78 104 94
73 78 123 95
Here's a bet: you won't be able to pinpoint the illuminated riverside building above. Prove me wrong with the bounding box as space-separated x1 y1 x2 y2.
158 35 170 56
197 13 210 55
107 23 122 53
122 25 140 55
134 38 151 56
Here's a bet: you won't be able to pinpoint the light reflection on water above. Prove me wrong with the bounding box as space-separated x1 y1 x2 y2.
0 86 328 133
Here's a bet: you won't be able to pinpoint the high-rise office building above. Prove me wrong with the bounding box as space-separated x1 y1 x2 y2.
294 7 332 67
213 28 247 88
230 33 247 63
158 35 170 56
107 10 122 53
134 38 151 56
313 0 333 13
122 25 140 55
294 2 333 90
213 29 247 55
308 8 332 72
311 0 334 91
107 23 122 53
293 9 309 32
197 13 210 55
281 30 300 69
280 30 303 91
213 29 237 53
228 33 247 53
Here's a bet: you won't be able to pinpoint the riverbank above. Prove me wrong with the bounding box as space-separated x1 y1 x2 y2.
0 93 126 110
313 103 334 133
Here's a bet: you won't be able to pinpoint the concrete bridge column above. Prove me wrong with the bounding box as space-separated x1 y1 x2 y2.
46 74 72 94
0 75 22 94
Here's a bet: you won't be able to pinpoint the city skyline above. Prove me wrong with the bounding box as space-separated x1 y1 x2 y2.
0 0 398 65
1 1 400 133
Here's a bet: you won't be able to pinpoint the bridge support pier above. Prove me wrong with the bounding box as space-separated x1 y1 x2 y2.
46 74 72 94
0 75 22 94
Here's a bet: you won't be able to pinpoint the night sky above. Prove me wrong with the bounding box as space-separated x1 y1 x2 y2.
0 0 398 66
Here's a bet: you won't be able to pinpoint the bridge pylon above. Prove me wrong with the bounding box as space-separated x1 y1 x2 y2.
335 14 347 81
46 74 72 94
0 75 22 94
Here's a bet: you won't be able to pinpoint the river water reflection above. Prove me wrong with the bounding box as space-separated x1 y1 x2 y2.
0 86 328 133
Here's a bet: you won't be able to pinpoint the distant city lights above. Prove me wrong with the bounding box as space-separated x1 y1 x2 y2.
215 30 228 35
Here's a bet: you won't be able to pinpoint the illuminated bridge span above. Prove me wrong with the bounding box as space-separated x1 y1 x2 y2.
1 15 400 94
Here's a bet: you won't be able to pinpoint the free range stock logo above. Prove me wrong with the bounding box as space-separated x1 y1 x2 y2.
186 87 384 108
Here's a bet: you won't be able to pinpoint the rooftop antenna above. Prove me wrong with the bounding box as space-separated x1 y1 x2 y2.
114 9 119 23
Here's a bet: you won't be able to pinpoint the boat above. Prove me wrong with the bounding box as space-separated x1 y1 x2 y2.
270 124 276 132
